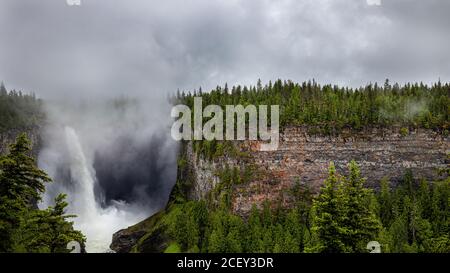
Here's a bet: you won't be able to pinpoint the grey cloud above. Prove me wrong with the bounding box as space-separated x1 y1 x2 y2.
0 0 449 99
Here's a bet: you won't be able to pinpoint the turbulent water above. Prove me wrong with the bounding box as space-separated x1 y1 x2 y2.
39 126 151 252
37 99 177 252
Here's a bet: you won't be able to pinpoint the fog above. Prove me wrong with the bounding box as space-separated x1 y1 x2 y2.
38 97 178 252
2 0 449 252
1 0 450 98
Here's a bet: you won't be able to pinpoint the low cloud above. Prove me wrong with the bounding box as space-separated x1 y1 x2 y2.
0 0 449 99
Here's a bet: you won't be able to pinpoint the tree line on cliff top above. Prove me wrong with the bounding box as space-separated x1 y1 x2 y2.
174 79 449 162
0 82 44 133
175 79 449 134
163 79 450 253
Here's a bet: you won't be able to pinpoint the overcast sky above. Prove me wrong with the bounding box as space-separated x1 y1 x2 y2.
0 0 449 99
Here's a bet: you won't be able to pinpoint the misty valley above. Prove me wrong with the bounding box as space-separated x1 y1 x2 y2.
0 80 449 253
1 1 450 260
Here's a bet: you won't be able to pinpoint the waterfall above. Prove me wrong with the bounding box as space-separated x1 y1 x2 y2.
40 126 149 253
63 126 98 221
38 98 177 253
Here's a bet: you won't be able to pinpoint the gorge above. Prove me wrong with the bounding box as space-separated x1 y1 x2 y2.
1 80 449 253
0 97 178 252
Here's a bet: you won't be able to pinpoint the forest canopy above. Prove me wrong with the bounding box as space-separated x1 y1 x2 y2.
175 79 449 134
0 82 44 132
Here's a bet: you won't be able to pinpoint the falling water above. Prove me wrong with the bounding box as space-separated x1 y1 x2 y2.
40 126 149 252
63 127 98 221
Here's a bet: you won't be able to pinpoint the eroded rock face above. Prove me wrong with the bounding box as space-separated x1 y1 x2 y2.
110 229 146 253
184 127 449 216
112 126 449 252
184 142 227 201
0 127 41 157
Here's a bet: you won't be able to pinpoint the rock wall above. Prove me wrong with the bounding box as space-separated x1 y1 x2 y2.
0 126 41 156
184 142 233 201
185 126 449 215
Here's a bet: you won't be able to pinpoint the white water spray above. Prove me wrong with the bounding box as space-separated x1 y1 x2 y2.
63 127 98 220
38 98 177 253
40 126 149 252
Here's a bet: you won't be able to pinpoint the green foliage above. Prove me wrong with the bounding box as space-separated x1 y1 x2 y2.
338 161 381 252
170 142 195 203
158 79 450 253
378 171 450 253
308 163 347 253
147 153 449 253
175 79 450 133
400 127 409 137
308 161 381 253
207 209 245 253
159 162 449 253
12 194 85 253
0 82 44 132
0 133 50 202
378 177 393 227
165 200 208 252
164 242 181 253
0 134 85 252
193 140 242 162
246 205 264 252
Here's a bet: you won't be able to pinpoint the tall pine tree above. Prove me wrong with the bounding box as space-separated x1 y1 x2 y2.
339 161 381 252
309 162 346 253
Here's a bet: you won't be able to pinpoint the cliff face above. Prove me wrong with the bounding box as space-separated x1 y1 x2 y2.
185 126 449 215
0 126 41 156
110 126 449 252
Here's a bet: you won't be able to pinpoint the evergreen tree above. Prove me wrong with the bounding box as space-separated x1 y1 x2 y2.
0 196 24 251
284 210 301 250
0 133 51 202
378 177 393 227
0 134 85 252
207 211 227 252
339 161 381 252
417 179 431 219
0 134 51 252
272 224 284 253
245 205 264 252
388 215 409 252
0 82 6 96
14 194 85 252
262 225 274 252
309 162 346 252
224 215 244 252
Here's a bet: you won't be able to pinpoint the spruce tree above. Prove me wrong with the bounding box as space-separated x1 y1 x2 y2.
339 161 381 252
309 162 346 253
378 177 393 227
14 194 85 252
0 133 51 203
0 134 51 251
0 134 85 252
246 205 264 252
0 82 7 96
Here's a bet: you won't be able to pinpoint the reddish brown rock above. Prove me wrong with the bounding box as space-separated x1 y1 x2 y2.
185 126 449 216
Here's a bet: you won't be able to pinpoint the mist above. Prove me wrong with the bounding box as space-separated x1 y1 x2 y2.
2 0 450 98
2 0 449 253
38 96 178 252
